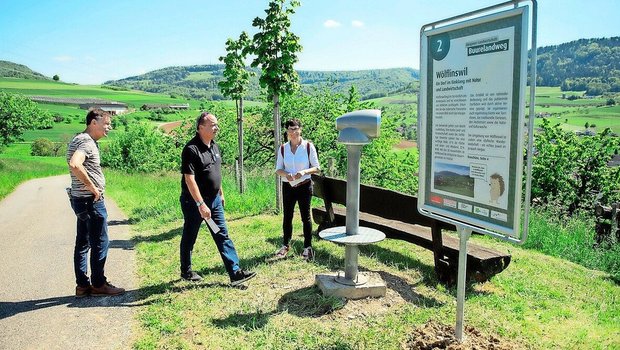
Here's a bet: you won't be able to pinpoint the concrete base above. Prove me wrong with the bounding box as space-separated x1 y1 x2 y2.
315 272 386 299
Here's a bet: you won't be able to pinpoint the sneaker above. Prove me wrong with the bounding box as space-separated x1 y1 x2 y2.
301 247 314 261
91 282 125 296
75 285 91 298
181 270 203 282
230 269 257 286
275 245 290 259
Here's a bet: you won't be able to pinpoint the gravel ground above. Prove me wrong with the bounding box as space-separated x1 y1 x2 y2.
0 175 137 350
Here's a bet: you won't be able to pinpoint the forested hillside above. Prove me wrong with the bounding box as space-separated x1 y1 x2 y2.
0 61 49 80
3 37 618 99
103 65 419 101
535 37 620 95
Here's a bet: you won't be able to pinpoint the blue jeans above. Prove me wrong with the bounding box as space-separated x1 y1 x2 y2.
180 193 240 279
70 196 109 288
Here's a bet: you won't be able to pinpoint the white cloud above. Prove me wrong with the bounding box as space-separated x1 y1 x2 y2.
53 55 74 62
351 20 364 28
323 19 342 28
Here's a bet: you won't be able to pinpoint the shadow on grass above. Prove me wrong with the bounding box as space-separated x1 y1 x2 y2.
278 286 347 317
132 227 181 243
359 243 438 285
264 237 445 308
196 251 274 279
211 310 276 330
0 277 247 320
374 270 443 307
265 235 440 287
211 285 348 330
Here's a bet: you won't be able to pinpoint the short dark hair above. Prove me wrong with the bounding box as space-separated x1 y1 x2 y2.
196 111 213 131
284 119 301 129
86 108 109 126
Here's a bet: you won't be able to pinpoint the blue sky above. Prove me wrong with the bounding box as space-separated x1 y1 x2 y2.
1 0 618 85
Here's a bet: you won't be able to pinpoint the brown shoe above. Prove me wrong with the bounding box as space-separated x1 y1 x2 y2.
91 282 125 296
75 285 91 298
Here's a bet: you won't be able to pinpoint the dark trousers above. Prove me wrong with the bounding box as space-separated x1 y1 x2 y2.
179 193 240 279
70 196 109 288
282 181 313 248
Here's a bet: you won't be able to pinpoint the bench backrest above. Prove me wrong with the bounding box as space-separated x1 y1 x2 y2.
312 174 437 227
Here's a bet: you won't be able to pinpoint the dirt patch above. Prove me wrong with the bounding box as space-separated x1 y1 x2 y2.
402 321 519 350
395 140 418 149
159 120 184 133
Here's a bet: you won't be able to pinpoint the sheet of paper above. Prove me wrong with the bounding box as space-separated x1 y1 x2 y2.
205 218 220 233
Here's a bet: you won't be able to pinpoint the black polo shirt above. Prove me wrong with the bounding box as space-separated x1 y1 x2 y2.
180 135 222 200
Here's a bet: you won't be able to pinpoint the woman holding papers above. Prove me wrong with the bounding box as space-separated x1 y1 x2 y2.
274 119 321 261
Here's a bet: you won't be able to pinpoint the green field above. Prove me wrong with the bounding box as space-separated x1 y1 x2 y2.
529 86 608 106
0 77 197 108
184 71 216 81
533 105 620 133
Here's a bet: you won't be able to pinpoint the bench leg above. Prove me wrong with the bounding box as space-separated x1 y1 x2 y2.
431 221 449 282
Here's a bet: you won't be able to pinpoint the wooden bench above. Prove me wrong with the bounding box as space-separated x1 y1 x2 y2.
311 174 511 284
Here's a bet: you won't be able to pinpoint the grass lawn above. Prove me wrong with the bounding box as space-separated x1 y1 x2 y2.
0 144 66 199
102 170 619 350
111 215 619 350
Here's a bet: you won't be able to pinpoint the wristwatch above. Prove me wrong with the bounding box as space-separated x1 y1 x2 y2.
196 200 204 207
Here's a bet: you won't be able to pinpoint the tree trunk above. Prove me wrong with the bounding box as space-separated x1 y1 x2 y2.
273 94 282 213
237 98 245 193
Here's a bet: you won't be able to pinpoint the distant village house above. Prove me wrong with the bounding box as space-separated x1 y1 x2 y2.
79 102 129 115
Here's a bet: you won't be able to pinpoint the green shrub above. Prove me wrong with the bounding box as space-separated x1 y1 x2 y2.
531 118 620 215
102 122 181 172
525 207 620 279
31 138 54 156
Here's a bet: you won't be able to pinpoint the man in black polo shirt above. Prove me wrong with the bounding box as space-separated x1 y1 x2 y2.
179 112 256 286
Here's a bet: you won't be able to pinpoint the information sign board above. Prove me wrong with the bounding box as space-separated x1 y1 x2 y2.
418 7 529 238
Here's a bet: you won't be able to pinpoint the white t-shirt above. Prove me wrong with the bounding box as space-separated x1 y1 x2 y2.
275 139 320 186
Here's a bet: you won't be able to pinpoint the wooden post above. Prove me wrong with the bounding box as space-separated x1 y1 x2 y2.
431 220 446 281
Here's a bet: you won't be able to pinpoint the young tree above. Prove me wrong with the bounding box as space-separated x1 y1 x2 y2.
248 0 303 211
52 74 60 81
0 91 46 150
219 31 254 193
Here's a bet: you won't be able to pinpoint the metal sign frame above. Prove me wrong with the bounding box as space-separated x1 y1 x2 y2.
418 0 537 244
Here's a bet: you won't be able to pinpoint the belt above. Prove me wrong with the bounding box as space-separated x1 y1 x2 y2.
289 179 311 188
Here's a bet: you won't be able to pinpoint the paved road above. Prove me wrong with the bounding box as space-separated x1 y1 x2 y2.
0 175 137 350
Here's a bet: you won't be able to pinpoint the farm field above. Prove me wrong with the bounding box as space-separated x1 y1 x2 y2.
0 77 194 107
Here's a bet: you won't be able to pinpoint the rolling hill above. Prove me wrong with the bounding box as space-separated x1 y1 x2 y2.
2 37 618 103
0 60 50 80
102 64 419 101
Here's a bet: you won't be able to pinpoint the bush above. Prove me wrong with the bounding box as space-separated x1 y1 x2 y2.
31 138 65 156
531 119 620 215
102 122 181 172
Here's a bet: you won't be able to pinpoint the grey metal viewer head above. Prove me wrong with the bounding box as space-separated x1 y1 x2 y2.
336 109 381 145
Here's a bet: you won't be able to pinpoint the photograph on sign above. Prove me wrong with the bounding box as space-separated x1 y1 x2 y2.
418 7 529 237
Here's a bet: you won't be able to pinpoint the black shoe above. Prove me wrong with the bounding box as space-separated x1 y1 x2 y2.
230 269 256 286
181 270 203 281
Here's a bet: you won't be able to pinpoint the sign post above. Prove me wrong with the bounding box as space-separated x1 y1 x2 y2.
418 0 537 342
455 225 472 340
